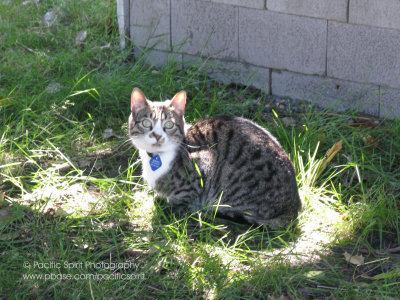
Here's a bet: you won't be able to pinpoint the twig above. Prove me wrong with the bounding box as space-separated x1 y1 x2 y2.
316 285 336 290
323 112 384 121
387 246 400 254
316 140 343 180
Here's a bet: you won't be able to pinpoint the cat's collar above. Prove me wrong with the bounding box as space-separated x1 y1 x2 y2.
147 152 162 171
147 152 157 158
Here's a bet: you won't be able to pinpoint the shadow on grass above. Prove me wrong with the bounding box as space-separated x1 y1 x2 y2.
151 196 302 252
1 186 400 299
1 127 400 299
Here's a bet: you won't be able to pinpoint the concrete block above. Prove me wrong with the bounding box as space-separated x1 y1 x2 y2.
380 87 400 119
328 21 400 89
130 0 170 51
117 0 130 48
183 54 270 92
171 0 239 60
349 0 400 31
239 8 327 75
211 0 265 9
134 47 183 69
271 70 380 115
267 0 347 21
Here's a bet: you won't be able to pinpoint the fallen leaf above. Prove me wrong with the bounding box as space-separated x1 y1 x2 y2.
305 270 324 278
75 30 88 45
361 269 400 280
344 251 364 266
316 139 343 180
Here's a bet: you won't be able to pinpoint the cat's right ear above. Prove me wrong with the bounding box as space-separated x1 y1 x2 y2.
170 90 186 115
131 88 148 114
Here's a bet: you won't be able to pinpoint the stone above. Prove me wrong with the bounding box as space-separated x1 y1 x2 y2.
349 0 400 31
271 70 380 115
75 30 87 45
327 21 400 89
268 0 347 22
239 8 327 75
281 117 295 127
130 0 170 51
171 0 239 60
45 82 62 94
44 11 56 25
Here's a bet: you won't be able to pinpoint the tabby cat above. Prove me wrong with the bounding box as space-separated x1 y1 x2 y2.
128 88 301 228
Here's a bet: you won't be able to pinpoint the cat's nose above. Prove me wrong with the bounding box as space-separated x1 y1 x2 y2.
150 132 162 142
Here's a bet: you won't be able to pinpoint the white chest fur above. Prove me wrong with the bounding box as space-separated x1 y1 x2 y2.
139 148 177 188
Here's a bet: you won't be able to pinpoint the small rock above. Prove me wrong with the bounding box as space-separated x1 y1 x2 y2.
44 11 56 25
98 43 111 50
23 0 40 5
262 103 273 113
45 82 61 94
75 30 88 45
281 117 295 127
102 128 114 139
102 129 123 140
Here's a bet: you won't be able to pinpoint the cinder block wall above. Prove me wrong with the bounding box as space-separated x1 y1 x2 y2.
119 0 400 118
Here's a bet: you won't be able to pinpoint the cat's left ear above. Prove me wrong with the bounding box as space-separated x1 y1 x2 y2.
170 91 186 114
131 87 148 114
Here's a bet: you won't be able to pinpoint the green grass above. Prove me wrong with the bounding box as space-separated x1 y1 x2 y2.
1 0 400 299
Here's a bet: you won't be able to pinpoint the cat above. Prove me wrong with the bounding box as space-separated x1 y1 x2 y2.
128 88 301 229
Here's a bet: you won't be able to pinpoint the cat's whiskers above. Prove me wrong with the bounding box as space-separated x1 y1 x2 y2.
117 138 137 151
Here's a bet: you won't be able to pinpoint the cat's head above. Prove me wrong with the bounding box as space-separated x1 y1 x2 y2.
128 88 186 153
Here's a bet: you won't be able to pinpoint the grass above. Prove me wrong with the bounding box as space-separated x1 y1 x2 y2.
1 0 400 299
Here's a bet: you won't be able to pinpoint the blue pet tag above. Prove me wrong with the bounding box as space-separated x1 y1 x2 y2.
149 154 162 171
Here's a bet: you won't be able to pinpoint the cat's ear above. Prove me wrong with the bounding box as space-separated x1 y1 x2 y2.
170 91 186 114
131 88 148 114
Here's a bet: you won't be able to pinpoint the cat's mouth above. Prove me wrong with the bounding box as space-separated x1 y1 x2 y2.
151 141 164 148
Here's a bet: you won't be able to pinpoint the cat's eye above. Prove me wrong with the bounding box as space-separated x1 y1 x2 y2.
141 119 152 128
164 121 174 129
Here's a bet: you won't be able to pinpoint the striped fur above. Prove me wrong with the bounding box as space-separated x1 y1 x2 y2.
129 89 301 229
